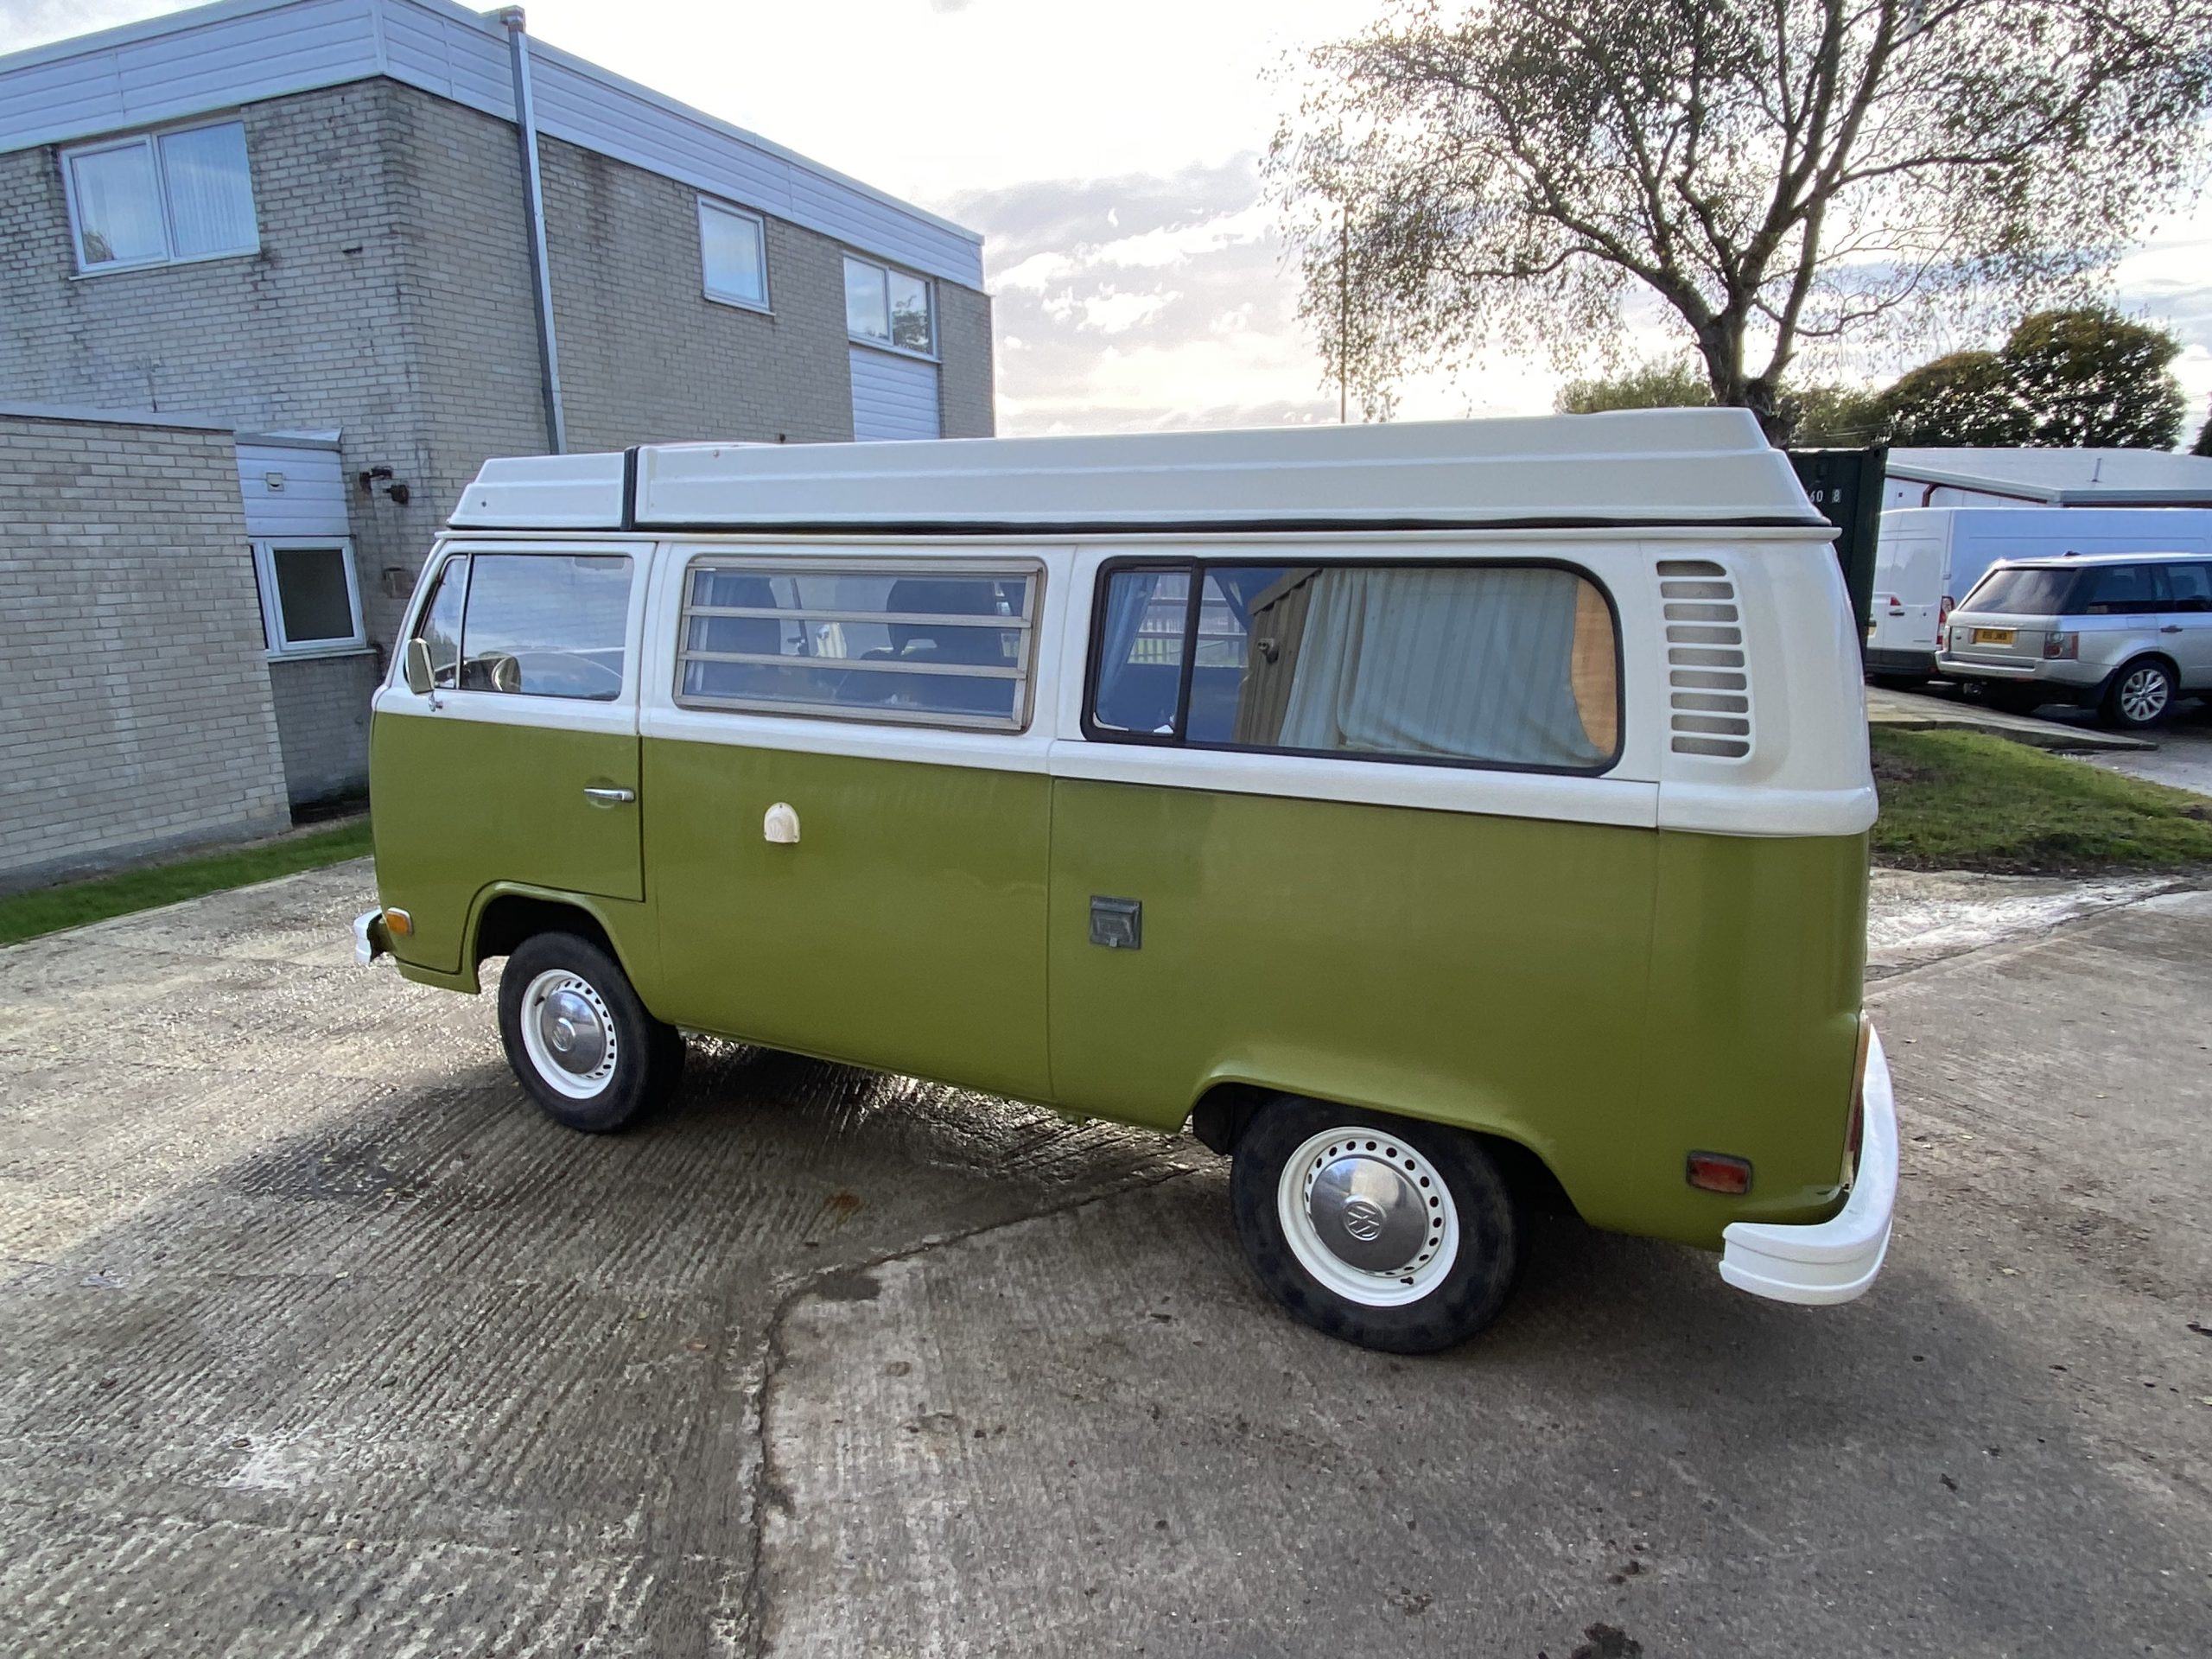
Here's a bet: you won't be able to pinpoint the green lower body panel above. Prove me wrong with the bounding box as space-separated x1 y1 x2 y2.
1046 778 1866 1249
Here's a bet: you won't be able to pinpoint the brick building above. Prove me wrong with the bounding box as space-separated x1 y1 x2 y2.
0 0 992 879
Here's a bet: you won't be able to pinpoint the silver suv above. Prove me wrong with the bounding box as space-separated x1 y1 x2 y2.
1936 551 2212 729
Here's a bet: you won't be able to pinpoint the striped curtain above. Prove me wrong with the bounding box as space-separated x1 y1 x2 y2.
1278 567 1605 769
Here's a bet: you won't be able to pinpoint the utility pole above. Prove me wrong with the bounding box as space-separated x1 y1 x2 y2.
1338 205 1350 423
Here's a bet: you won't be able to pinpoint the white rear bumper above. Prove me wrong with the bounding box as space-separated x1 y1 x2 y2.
1718 1027 1898 1306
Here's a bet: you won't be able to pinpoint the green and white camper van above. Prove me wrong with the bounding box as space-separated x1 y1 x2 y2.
358 410 1896 1352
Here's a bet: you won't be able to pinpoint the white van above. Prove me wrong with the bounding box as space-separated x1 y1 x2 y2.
1867 506 2212 682
359 410 1894 1353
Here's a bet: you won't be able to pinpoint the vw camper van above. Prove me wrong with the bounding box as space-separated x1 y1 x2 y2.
358 411 1896 1352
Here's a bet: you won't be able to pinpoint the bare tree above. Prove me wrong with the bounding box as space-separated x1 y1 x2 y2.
1269 0 2212 435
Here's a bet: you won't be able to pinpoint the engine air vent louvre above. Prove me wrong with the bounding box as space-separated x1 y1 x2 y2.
1657 558 1751 758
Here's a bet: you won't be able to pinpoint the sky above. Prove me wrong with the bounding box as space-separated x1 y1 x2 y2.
7 0 2211 441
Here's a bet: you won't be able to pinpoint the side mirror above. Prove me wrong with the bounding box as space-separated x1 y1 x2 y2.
403 636 435 696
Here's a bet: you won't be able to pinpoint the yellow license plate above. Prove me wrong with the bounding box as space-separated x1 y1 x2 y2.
1971 627 2016 645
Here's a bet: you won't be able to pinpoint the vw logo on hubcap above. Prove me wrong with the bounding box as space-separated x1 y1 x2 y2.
1340 1196 1388 1243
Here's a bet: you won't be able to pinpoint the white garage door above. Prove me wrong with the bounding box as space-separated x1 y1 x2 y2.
849 346 942 442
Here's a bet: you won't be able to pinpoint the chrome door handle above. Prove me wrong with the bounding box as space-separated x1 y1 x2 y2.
583 786 637 804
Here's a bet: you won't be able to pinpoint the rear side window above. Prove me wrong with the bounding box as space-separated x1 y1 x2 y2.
1963 567 2079 616
677 559 1040 731
1089 561 1619 773
2077 563 2168 615
409 552 633 700
2164 562 2211 613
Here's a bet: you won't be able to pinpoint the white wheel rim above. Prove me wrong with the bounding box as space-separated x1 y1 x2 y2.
518 968 619 1100
2120 668 2168 722
1276 1127 1459 1308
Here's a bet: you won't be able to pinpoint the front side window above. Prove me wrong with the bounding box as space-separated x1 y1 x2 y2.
844 255 934 355
677 560 1037 730
415 556 468 689
255 540 365 657
65 120 257 272
437 553 633 701
1090 561 1619 773
698 199 768 308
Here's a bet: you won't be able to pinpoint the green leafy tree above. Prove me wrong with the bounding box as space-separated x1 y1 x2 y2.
1557 359 1889 448
2194 408 2212 457
1270 0 2212 437
1881 350 2024 445
1779 383 1891 448
1555 359 1713 413
1880 308 2185 448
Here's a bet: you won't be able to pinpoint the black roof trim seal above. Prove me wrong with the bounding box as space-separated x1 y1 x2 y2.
608 512 1834 538
620 447 640 533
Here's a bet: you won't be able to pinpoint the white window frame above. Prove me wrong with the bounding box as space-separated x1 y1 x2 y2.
674 553 1040 733
843 253 937 359
254 537 367 659
696 196 772 313
61 116 260 276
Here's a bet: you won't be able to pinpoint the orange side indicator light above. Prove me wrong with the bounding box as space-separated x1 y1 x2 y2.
383 908 413 938
1686 1152 1752 1195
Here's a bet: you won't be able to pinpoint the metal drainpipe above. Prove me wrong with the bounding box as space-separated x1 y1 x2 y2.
500 8 566 454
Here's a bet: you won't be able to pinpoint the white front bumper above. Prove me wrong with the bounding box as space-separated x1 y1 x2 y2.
1718 1027 1898 1306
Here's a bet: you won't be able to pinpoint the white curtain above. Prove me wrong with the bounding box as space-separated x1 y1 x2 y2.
159 124 256 257
1278 566 1604 768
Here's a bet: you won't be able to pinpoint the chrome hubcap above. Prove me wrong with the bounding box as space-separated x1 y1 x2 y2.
537 988 606 1075
518 969 620 1100
2119 669 2168 722
1307 1154 1427 1273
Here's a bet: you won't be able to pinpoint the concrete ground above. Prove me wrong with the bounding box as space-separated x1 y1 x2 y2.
2079 704 2212 798
2 865 2208 1656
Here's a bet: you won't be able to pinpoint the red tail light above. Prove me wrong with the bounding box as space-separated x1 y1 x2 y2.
1938 595 1954 630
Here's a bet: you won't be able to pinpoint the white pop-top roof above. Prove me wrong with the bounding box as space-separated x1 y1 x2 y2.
449 410 1826 534
1888 446 2212 505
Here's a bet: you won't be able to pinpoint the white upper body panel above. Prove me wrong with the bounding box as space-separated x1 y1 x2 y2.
382 518 1873 841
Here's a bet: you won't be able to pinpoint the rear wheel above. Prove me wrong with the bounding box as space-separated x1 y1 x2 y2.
2101 658 2177 730
498 931 684 1133
1229 1098 1519 1354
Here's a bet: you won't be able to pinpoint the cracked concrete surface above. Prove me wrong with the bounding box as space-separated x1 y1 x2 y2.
3 861 2209 1656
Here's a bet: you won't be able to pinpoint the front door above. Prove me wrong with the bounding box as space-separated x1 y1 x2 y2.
2163 560 2212 688
371 544 647 976
641 549 1053 1102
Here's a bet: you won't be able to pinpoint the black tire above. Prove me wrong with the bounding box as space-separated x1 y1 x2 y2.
498 931 684 1133
2100 657 2177 730
1229 1098 1519 1354
1984 684 2045 716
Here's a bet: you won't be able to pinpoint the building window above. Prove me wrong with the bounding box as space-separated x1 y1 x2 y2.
254 540 365 658
63 119 257 273
844 255 934 356
1087 561 1621 774
676 557 1038 731
697 198 769 310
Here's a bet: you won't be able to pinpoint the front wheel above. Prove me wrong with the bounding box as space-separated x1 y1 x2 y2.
498 931 685 1133
1229 1099 1519 1353
2101 658 2177 730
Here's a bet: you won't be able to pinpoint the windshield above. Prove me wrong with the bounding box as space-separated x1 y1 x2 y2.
1961 566 2079 616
